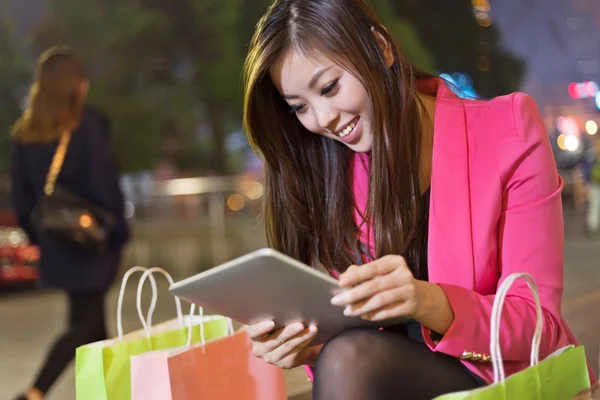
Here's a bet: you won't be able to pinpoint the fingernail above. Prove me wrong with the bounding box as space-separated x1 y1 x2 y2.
309 325 317 333
331 294 346 305
343 306 353 316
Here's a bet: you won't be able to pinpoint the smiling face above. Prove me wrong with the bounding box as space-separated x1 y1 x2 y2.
272 49 375 153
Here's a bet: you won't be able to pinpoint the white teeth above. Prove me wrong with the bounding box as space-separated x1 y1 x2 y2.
339 120 357 138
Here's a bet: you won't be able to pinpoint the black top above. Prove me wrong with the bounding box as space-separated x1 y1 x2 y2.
10 106 130 293
416 187 431 282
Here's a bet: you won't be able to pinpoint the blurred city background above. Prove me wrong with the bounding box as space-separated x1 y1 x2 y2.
0 0 599 399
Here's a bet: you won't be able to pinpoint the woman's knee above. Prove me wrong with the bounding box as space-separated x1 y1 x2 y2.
315 329 382 375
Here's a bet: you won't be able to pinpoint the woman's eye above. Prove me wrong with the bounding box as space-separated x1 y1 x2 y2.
321 79 340 96
288 104 306 114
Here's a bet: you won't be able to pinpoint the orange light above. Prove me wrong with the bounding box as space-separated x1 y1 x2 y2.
79 214 93 228
472 0 491 11
227 194 245 211
476 15 492 27
557 134 567 150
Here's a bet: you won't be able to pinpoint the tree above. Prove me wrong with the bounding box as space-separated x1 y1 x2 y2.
138 0 260 174
391 0 526 97
0 17 32 174
142 0 437 172
28 0 437 175
369 0 436 73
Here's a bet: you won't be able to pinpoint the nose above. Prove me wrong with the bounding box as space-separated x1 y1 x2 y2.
314 105 340 133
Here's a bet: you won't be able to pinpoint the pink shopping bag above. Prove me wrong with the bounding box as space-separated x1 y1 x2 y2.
167 329 287 400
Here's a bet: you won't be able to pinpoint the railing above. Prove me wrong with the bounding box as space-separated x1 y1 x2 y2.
123 174 266 274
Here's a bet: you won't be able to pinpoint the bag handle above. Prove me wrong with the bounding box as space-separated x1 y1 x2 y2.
185 303 234 350
117 266 158 341
136 267 184 337
490 273 543 383
44 131 72 196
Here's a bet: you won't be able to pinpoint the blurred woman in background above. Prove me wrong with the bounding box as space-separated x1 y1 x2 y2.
10 47 129 400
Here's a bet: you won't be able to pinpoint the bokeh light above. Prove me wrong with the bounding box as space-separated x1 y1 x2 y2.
586 120 598 135
476 15 493 27
227 194 245 211
557 134 567 150
565 135 579 152
246 182 264 200
568 82 580 99
472 0 491 12
557 116 579 136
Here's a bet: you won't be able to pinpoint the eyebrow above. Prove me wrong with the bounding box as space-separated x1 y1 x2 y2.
283 66 334 100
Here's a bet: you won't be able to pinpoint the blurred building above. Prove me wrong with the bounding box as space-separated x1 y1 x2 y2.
493 0 600 122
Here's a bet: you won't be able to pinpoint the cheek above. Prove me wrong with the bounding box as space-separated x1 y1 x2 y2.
338 82 370 114
297 113 321 135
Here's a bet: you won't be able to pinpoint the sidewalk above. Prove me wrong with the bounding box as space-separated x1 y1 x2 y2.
1 214 597 399
0 276 313 399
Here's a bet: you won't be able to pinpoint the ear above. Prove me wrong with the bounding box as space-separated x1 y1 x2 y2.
372 26 395 68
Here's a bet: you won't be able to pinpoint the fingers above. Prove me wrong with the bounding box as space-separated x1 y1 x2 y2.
256 322 306 354
342 287 408 317
338 255 405 287
247 320 275 340
266 326 318 364
331 274 398 306
249 323 319 369
360 301 410 321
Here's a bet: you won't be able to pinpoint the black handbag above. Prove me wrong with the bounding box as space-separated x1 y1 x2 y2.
31 131 116 254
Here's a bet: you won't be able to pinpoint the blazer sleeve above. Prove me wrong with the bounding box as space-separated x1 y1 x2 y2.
422 93 564 362
10 141 39 245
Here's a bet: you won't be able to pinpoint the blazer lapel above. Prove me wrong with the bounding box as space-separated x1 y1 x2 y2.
428 81 475 289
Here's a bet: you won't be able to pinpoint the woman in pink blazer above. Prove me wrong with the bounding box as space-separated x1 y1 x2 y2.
242 0 595 398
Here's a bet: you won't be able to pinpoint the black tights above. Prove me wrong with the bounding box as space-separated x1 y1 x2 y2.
33 291 107 394
313 328 481 400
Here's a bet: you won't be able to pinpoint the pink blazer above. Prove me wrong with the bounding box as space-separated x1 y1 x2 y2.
305 79 596 384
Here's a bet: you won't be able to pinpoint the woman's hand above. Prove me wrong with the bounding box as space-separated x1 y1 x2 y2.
572 380 600 400
330 255 455 334
247 320 323 369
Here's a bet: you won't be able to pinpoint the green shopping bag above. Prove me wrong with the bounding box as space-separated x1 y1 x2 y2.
75 266 229 400
434 273 591 400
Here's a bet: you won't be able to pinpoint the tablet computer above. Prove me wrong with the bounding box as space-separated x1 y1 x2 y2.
169 248 406 345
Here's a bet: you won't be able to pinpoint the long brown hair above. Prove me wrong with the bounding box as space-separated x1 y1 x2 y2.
13 46 87 143
243 0 433 276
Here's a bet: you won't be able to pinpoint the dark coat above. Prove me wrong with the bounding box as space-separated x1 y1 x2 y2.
10 106 130 293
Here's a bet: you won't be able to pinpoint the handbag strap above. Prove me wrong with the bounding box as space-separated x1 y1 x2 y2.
44 131 72 196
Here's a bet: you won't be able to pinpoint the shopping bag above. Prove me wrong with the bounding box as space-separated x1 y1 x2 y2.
75 267 229 400
167 327 287 399
572 380 600 399
130 302 231 400
433 273 591 400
